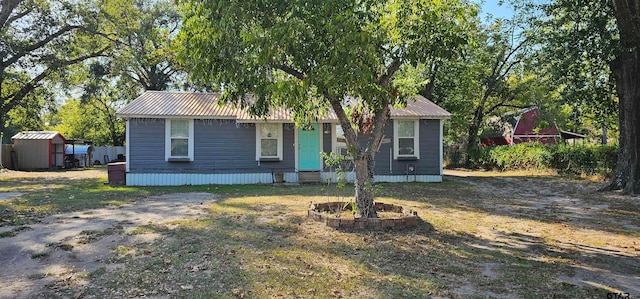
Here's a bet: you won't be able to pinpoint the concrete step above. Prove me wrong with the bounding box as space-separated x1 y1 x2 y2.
298 171 322 183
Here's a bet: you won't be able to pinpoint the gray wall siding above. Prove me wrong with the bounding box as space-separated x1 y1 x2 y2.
129 119 295 174
128 119 166 171
129 118 441 176
373 119 440 175
320 119 441 176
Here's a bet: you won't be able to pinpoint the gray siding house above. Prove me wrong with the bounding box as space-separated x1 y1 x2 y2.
117 91 450 186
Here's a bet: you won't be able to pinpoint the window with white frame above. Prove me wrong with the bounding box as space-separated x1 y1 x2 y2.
256 123 283 160
394 120 419 159
335 124 349 157
165 119 194 161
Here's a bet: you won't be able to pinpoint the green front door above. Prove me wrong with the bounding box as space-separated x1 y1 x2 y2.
298 123 321 170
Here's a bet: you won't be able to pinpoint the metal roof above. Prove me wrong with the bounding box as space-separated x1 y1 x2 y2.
65 145 93 155
118 91 451 121
390 96 451 119
117 91 237 118
11 131 64 140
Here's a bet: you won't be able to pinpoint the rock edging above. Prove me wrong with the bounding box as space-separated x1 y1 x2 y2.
308 201 418 230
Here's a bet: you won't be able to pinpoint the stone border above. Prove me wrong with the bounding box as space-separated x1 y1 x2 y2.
308 202 418 230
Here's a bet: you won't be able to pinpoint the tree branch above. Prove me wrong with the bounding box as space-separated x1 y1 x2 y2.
2 24 79 67
377 58 403 87
2 46 109 113
325 92 359 149
486 102 528 115
0 0 22 29
277 64 305 81
3 5 30 29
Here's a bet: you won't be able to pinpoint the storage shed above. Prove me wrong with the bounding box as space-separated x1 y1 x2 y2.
11 131 66 170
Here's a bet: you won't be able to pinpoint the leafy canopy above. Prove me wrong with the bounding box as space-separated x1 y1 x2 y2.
177 0 477 123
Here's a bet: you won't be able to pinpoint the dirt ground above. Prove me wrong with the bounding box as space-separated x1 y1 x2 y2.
0 168 107 180
441 170 639 296
0 169 638 298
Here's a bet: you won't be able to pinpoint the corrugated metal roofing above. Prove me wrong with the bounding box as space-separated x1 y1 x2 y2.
11 131 63 140
391 96 451 118
65 145 93 155
118 91 451 121
117 91 237 118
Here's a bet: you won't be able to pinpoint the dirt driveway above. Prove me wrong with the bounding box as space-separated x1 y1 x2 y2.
1 169 219 298
0 169 638 298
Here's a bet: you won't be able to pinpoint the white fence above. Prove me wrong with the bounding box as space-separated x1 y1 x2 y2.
92 146 126 164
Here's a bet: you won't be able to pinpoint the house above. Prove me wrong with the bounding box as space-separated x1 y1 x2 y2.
480 107 584 146
10 131 66 170
117 91 451 186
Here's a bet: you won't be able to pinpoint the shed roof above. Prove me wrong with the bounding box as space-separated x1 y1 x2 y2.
11 131 65 140
118 91 451 121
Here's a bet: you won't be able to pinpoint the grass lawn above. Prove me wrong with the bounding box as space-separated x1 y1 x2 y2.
1 170 638 298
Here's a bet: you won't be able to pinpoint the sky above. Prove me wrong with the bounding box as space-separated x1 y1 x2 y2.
480 0 515 20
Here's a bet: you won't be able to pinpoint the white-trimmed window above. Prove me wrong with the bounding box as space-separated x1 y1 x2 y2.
394 120 419 159
165 119 194 161
335 124 350 157
256 123 283 160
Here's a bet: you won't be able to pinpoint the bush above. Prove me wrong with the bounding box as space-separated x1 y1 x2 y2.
470 143 618 177
488 143 552 171
550 144 618 176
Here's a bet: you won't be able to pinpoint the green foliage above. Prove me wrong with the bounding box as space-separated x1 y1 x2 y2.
0 0 113 135
526 0 619 136
489 143 553 171
98 0 185 91
176 0 478 211
176 0 477 122
321 151 350 190
468 143 618 177
429 19 548 162
49 98 125 146
550 144 618 176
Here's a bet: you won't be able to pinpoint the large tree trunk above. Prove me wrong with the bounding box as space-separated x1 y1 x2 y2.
603 0 640 194
602 51 640 194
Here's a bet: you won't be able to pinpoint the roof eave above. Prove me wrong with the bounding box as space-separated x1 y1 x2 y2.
391 115 451 120
117 114 237 120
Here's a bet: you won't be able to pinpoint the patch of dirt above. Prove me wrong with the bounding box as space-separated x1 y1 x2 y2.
0 168 107 180
0 192 219 299
0 192 23 200
443 172 640 296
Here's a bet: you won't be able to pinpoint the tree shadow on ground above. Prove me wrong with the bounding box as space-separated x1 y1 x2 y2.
380 176 640 237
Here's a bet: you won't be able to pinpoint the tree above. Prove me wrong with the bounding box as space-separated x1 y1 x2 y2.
177 0 477 217
529 0 639 193
426 21 541 167
50 0 183 146
606 0 640 194
74 61 130 146
100 0 183 91
0 0 110 138
48 97 125 146
529 0 618 144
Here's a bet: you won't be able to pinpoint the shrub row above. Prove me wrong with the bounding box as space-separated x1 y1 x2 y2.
467 143 618 176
